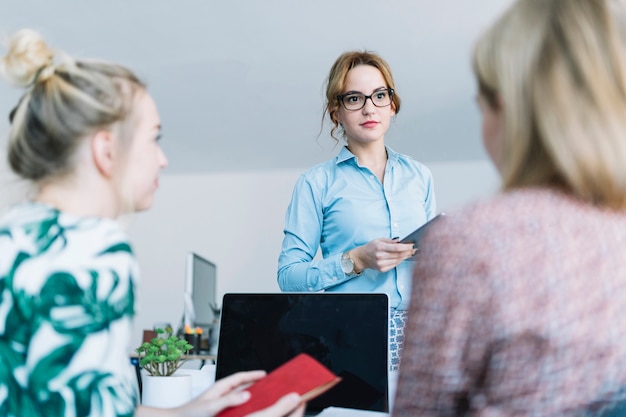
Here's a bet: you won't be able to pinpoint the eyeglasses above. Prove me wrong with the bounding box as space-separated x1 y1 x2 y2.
337 88 394 111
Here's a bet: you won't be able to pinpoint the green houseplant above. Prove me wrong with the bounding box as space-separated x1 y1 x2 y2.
135 326 194 376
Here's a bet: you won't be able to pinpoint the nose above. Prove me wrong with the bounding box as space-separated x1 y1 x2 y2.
362 96 376 113
159 146 169 168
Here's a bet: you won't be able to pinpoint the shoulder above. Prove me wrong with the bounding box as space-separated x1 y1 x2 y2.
423 187 606 255
387 147 433 178
1 202 135 289
431 188 555 233
297 156 347 188
412 189 558 296
0 201 52 229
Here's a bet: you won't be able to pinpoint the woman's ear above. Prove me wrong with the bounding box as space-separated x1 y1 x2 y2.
328 105 340 126
91 130 118 178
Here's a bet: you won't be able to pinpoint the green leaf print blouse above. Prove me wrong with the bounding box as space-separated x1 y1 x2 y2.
0 202 139 417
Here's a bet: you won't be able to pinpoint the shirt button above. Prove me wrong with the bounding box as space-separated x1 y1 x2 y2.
333 276 338 281
308 287 314 292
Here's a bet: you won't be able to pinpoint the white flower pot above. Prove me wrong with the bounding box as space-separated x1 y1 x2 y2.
142 374 192 408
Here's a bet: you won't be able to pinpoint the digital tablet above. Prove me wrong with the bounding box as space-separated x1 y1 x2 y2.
399 213 445 245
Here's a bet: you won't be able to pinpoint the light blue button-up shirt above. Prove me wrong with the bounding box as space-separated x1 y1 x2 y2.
277 146 436 311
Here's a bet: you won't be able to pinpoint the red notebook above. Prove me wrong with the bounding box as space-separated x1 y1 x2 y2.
216 353 342 417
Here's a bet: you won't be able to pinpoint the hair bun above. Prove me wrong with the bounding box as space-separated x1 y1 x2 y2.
0 29 55 87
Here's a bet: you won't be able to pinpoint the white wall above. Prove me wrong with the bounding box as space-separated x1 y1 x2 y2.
0 159 499 349
126 161 499 349
0 152 30 208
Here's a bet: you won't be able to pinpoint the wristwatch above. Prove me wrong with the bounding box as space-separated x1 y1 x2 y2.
341 251 361 277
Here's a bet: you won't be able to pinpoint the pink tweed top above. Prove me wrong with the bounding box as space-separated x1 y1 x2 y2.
394 187 626 416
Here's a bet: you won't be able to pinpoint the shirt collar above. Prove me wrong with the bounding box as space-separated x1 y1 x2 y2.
336 145 400 165
336 146 356 164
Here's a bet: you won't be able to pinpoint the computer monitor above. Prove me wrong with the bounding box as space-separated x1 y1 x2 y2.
184 252 217 328
216 293 389 414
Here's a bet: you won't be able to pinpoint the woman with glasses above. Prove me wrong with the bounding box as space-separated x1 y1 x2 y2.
277 50 436 371
394 0 626 414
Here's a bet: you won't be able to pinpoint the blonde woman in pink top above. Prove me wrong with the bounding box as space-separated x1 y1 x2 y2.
394 0 626 415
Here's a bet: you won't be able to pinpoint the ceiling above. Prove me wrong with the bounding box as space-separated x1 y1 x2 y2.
0 0 512 175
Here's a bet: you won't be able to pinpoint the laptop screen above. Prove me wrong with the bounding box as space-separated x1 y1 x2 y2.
215 293 389 414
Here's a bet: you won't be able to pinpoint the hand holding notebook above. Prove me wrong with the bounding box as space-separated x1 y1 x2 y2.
216 353 342 417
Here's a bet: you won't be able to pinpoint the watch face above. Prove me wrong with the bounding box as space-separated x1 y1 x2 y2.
341 255 354 274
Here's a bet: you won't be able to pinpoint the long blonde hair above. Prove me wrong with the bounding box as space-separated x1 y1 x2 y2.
473 0 626 210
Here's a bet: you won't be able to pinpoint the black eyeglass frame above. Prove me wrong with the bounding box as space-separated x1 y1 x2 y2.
336 88 395 111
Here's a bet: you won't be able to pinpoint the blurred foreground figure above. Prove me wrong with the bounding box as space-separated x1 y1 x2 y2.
0 28 303 417
394 0 626 415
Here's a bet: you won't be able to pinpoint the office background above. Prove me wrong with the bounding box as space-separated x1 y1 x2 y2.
1 162 498 348
1 0 509 348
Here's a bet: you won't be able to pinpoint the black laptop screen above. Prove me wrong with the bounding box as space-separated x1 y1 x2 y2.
215 293 389 413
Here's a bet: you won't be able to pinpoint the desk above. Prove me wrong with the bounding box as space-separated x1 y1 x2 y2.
317 408 389 416
180 354 216 367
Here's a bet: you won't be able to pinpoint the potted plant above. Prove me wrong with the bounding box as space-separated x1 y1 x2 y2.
136 326 194 376
135 326 194 408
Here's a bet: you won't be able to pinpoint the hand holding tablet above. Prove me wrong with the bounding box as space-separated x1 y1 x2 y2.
399 214 445 258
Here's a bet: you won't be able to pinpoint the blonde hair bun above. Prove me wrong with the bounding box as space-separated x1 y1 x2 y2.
1 28 55 87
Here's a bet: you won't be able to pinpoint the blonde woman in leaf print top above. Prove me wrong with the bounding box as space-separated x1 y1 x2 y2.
0 30 304 417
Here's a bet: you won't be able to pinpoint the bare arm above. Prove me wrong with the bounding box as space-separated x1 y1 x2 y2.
135 371 304 417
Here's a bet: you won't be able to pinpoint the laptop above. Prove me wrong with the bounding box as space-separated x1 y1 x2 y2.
215 293 389 415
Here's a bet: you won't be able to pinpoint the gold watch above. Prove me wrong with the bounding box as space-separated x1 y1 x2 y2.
341 251 361 277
